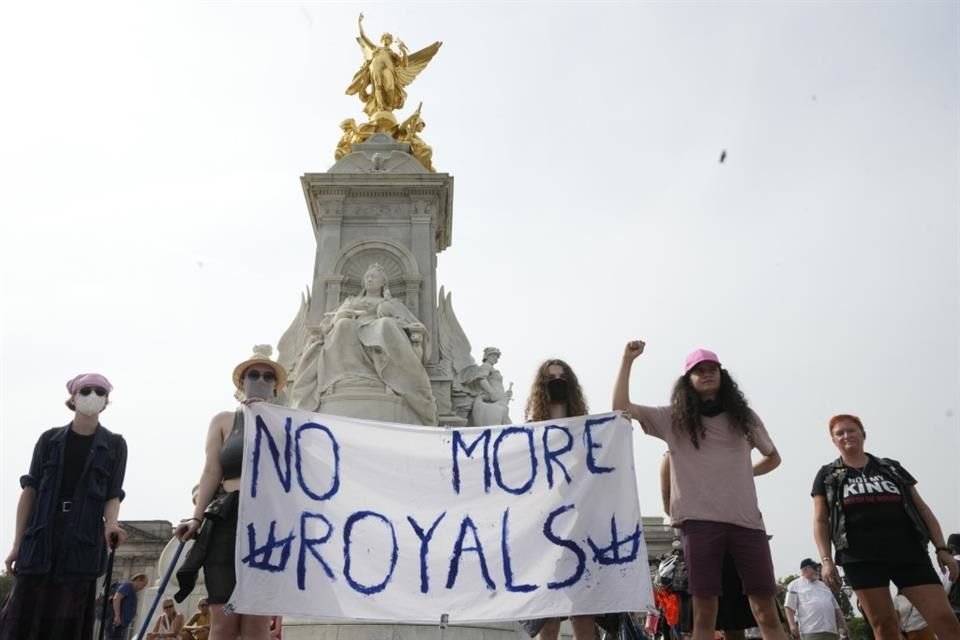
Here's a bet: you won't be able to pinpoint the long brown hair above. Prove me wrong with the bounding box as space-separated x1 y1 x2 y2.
670 368 753 448
524 358 588 422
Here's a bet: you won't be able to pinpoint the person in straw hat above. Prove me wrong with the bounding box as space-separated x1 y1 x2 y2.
0 372 128 639
173 345 287 640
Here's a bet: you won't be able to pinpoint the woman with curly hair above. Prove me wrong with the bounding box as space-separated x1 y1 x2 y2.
613 340 785 640
521 358 595 640
524 358 588 423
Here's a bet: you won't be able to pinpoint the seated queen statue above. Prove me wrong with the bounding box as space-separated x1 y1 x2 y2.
290 263 438 425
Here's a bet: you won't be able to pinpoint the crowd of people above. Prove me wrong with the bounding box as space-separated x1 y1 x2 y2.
0 342 958 640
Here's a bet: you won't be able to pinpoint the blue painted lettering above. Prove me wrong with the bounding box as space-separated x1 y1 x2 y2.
543 425 574 488
407 512 447 594
343 511 398 595
586 515 642 565
543 504 586 589
295 422 340 501
251 415 293 497
297 512 335 590
451 430 492 494
446 516 495 590
492 426 538 495
584 416 616 474
241 520 294 573
501 508 537 593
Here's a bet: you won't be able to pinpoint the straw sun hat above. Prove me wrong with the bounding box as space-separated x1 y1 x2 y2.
232 345 288 390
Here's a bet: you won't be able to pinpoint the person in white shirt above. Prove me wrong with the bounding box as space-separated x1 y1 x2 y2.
895 593 934 640
785 559 848 640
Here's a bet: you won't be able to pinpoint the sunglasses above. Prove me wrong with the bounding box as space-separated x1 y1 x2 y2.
79 387 107 397
245 370 276 382
163 604 174 609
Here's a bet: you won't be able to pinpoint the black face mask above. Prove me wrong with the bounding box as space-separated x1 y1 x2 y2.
699 397 724 417
546 378 569 404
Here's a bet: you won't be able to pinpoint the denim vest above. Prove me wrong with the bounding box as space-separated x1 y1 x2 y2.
820 454 928 553
17 424 127 577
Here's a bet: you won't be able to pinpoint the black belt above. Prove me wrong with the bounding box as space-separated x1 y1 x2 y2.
59 500 72 513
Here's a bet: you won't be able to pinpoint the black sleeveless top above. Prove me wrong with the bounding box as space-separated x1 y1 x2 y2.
219 410 244 480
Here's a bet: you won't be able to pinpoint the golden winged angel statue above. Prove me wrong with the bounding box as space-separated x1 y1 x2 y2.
345 13 442 118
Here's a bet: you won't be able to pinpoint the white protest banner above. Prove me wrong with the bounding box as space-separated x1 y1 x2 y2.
227 403 653 623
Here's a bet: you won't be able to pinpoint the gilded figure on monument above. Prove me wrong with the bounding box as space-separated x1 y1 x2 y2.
397 103 435 172
334 118 361 161
345 13 442 118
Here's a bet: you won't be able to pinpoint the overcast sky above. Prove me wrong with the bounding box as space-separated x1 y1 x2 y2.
1 1 957 583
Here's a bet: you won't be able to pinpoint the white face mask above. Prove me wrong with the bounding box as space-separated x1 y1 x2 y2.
75 393 107 416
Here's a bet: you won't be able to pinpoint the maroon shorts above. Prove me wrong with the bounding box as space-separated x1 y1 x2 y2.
680 520 777 597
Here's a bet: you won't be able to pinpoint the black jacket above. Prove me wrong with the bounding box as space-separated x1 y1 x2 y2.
17 424 127 577
819 453 928 554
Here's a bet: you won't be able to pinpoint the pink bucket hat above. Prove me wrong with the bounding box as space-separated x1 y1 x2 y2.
683 349 721 375
66 373 113 395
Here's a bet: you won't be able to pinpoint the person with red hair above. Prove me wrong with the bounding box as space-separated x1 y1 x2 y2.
812 414 959 640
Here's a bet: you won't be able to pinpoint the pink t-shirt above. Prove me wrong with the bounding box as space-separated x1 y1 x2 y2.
635 405 775 531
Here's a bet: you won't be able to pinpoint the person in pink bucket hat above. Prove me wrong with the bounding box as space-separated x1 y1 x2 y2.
613 341 786 640
0 372 128 639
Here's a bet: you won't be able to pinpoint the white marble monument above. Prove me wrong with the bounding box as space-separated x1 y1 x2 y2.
277 133 468 428
267 131 533 639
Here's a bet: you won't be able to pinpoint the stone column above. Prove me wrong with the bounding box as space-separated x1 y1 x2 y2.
410 210 435 363
323 275 345 313
311 200 343 325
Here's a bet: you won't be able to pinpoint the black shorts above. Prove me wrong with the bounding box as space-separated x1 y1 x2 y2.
679 553 757 632
841 559 942 591
716 553 756 631
202 493 239 604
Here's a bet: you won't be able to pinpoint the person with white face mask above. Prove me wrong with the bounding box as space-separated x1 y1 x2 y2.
0 372 129 640
173 345 287 640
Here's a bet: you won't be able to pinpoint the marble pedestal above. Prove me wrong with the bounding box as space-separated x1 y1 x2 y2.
320 388 422 425
279 621 529 640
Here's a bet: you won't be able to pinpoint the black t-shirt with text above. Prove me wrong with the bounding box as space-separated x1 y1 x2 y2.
812 457 926 563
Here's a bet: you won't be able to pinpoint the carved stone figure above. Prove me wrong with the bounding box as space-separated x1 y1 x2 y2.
461 347 513 426
345 13 442 118
290 264 437 425
275 288 311 405
437 288 513 426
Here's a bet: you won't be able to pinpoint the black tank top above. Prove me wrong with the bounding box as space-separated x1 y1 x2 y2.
219 410 244 480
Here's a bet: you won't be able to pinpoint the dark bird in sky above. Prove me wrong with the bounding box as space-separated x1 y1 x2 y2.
719 150 727 163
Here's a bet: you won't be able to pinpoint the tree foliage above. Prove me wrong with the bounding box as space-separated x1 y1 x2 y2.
847 616 870 640
0 571 14 605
